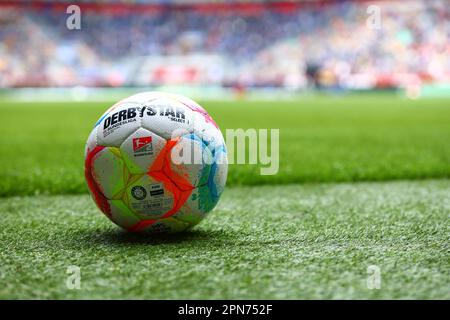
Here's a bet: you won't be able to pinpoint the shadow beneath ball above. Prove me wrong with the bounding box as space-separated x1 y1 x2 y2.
72 227 237 248
108 229 214 245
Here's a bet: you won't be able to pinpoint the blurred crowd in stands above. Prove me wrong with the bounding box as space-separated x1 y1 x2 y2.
0 0 449 89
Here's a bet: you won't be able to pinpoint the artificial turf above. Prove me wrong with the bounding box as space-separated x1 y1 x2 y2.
0 180 448 299
0 96 450 196
0 95 449 299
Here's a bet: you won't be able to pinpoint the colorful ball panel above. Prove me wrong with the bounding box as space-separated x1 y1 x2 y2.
84 92 228 233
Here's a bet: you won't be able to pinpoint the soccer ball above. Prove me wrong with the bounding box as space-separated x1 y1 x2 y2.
84 92 227 233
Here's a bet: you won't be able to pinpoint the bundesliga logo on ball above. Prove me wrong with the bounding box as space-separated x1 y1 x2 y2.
84 92 228 233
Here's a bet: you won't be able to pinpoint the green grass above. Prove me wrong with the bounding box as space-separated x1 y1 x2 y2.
0 95 449 299
0 180 448 299
0 96 450 196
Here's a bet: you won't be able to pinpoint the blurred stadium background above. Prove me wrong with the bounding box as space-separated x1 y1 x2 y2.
1 0 450 300
1 0 449 100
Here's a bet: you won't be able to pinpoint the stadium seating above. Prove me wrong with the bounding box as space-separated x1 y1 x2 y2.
0 0 449 88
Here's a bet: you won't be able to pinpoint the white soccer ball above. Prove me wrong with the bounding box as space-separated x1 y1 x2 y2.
84 92 227 233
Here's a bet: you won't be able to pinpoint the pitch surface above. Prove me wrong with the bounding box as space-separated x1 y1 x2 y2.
0 95 449 299
0 96 449 196
0 180 449 299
